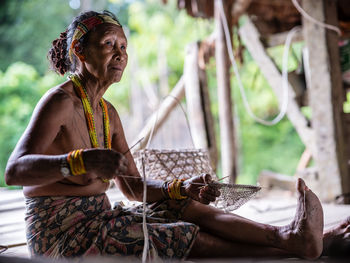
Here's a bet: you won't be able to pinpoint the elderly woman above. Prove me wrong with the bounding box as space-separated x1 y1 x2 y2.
5 10 349 260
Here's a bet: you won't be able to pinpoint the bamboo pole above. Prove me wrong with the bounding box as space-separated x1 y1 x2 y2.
302 0 346 202
214 0 237 182
184 42 218 171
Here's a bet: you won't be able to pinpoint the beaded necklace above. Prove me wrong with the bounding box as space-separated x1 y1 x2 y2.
70 75 111 149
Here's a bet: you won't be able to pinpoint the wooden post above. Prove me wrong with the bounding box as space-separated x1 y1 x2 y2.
184 42 218 171
158 39 169 97
214 0 237 181
184 43 208 148
324 0 350 203
302 0 348 202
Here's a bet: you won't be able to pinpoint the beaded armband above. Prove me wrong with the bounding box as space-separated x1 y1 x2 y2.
167 179 187 200
67 149 86 176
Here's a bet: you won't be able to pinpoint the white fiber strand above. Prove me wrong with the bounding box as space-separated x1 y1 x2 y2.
218 1 299 126
291 0 341 36
141 156 150 262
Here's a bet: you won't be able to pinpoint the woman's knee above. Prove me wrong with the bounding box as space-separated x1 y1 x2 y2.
182 199 223 224
188 232 212 258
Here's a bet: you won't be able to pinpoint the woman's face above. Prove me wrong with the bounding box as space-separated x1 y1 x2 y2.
83 23 128 84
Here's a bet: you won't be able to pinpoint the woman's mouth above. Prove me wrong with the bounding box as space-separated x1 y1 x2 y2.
110 66 122 71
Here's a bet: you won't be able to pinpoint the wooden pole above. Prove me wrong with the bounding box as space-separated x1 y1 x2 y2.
184 42 218 171
214 0 237 181
184 42 208 148
324 0 350 203
302 0 348 202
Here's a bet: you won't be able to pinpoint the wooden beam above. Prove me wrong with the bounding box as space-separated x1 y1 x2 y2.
199 62 219 172
302 0 347 202
324 0 350 203
262 30 304 47
295 148 312 174
258 170 296 192
132 77 185 151
184 42 208 149
214 0 237 181
184 42 218 171
239 16 316 158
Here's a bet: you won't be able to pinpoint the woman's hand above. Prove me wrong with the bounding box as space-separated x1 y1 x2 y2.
182 174 220 205
82 148 128 182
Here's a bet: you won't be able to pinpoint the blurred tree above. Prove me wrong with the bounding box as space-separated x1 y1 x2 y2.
126 0 213 88
0 0 74 74
0 63 62 187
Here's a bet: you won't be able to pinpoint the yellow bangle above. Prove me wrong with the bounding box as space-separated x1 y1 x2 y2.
168 179 187 200
67 149 86 176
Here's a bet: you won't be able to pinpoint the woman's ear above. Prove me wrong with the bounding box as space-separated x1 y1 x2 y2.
73 42 85 62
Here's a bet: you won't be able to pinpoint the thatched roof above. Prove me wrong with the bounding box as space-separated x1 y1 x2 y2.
163 0 350 37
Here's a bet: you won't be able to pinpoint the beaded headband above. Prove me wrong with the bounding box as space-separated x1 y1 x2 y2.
69 14 122 62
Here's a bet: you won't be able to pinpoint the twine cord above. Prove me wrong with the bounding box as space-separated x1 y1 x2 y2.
218 1 299 126
291 0 341 36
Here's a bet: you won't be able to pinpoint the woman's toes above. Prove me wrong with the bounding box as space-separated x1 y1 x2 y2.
296 178 306 193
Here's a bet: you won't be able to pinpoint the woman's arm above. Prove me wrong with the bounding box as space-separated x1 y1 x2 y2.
108 103 166 202
5 88 74 186
108 103 220 204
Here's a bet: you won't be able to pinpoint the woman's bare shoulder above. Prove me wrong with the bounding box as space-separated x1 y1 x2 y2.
34 80 77 117
9 81 77 159
103 99 117 114
23 80 78 140
103 99 121 125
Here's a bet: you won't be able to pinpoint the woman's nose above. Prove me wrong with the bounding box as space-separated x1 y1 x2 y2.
113 46 122 61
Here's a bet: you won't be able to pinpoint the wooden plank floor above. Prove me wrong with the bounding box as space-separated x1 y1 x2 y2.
1 187 349 260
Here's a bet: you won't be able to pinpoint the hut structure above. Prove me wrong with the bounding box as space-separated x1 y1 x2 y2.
136 0 350 204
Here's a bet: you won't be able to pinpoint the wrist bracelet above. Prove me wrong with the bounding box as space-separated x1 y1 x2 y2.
60 155 72 178
161 181 169 199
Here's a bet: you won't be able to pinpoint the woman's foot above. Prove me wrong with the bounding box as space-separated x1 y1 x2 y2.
280 178 324 260
323 217 350 257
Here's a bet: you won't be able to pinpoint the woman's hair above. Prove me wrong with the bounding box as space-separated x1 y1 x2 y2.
48 10 121 75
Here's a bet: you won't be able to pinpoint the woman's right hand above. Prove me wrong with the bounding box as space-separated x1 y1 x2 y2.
82 148 128 182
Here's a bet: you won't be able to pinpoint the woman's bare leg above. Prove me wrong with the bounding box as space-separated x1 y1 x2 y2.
188 231 292 259
183 178 324 259
323 216 350 256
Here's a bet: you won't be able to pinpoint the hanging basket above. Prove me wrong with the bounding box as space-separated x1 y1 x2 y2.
133 148 217 181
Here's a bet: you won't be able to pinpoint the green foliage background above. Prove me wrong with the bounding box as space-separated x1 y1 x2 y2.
0 0 305 187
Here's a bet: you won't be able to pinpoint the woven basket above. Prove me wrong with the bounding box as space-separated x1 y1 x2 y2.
133 148 217 181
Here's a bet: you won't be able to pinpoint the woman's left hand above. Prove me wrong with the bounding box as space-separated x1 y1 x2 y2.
182 174 221 205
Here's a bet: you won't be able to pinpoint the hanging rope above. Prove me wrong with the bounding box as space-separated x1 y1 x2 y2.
141 156 150 262
218 1 299 126
291 0 341 36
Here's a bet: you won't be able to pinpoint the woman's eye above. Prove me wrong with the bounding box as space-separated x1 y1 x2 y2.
105 40 113 46
121 45 126 50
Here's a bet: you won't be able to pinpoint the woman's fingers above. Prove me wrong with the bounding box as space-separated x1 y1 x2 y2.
200 188 217 202
200 185 220 197
202 173 212 184
83 149 130 179
116 156 128 175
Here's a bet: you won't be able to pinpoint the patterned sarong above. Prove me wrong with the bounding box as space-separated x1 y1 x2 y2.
25 194 199 260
